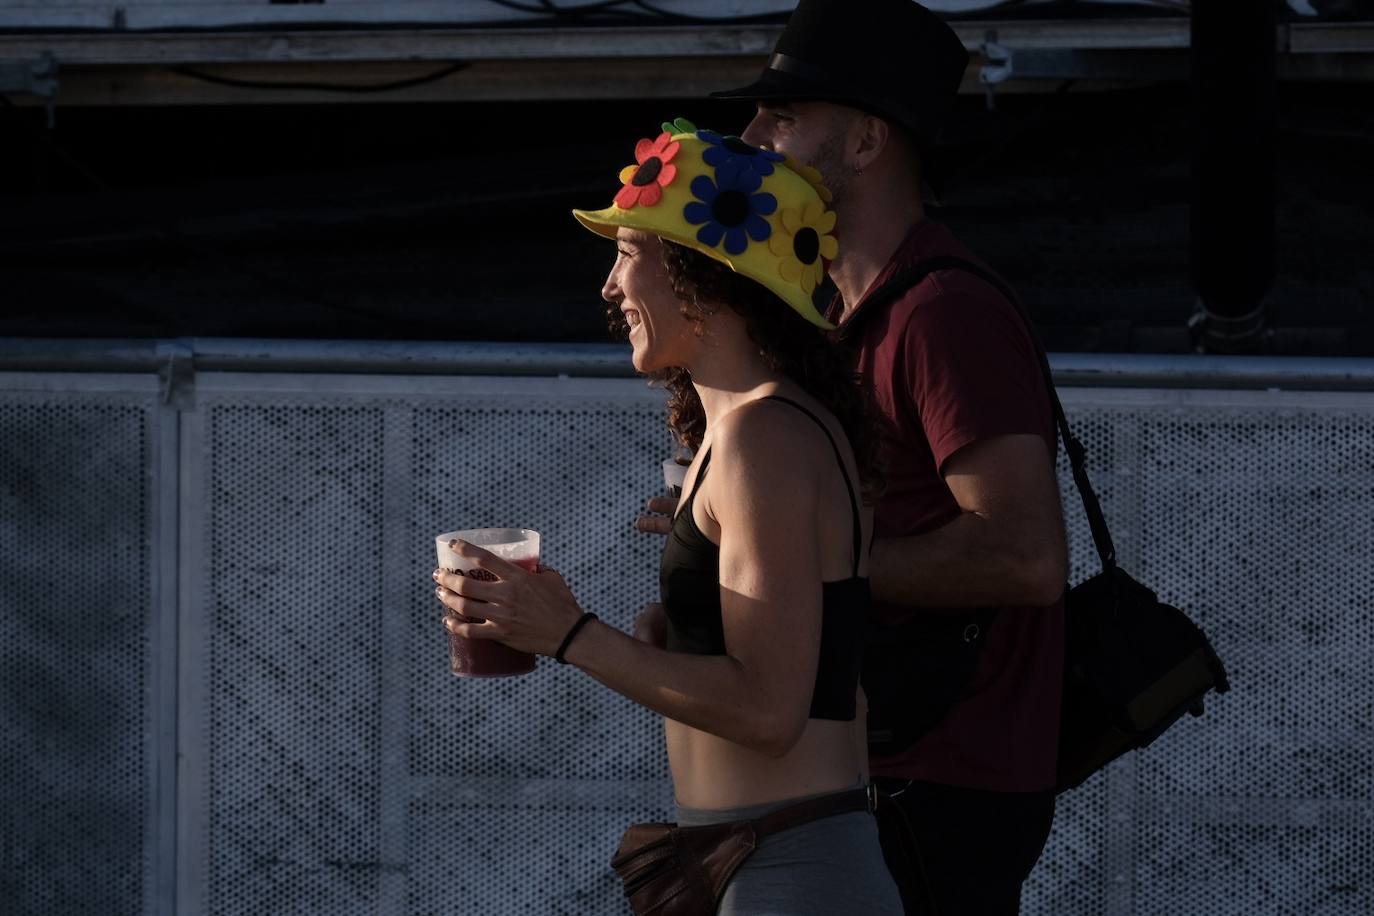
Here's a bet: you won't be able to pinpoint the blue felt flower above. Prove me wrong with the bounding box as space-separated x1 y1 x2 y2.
682 161 777 256
697 130 786 180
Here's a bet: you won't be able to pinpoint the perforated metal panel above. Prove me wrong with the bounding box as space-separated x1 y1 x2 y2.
1131 405 1374 915
406 803 643 916
0 395 152 916
205 405 386 915
5 370 1372 916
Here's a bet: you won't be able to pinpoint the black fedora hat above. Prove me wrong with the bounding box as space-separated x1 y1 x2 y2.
712 0 969 148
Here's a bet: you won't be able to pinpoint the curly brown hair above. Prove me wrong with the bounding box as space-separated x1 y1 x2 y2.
606 239 883 496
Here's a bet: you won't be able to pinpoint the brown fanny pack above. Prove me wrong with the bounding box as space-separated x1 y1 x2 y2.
610 787 872 916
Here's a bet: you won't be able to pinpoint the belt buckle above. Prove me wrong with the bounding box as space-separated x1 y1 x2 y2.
866 781 879 812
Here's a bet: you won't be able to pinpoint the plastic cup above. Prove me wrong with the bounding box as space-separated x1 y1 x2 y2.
435 527 540 677
663 456 690 498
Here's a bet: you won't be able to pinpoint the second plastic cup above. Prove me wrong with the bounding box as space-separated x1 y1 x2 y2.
662 456 690 497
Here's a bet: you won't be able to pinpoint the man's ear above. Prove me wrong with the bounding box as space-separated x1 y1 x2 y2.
853 115 892 172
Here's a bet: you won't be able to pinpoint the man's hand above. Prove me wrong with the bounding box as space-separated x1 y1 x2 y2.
633 602 668 648
633 496 678 535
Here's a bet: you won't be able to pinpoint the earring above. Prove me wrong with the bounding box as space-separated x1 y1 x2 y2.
852 165 864 177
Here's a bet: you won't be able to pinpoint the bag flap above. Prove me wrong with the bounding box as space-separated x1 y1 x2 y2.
674 823 756 901
611 822 675 870
1067 568 1227 706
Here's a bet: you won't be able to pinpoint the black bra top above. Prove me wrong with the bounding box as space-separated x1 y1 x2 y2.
658 395 869 722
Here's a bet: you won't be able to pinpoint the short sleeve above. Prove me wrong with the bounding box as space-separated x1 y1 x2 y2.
898 276 1052 472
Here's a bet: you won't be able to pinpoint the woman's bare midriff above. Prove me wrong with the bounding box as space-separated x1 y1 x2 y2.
665 714 866 810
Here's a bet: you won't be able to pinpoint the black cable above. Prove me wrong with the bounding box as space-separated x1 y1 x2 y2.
479 0 560 14
626 0 793 24
479 0 645 17
170 62 467 94
535 0 644 13
922 0 1031 17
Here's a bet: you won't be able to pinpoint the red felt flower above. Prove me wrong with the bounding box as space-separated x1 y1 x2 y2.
614 131 681 209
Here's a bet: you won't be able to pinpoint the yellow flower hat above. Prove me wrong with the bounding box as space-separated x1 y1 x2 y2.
572 123 839 329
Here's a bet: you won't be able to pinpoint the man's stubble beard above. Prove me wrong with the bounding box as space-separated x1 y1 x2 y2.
806 128 853 214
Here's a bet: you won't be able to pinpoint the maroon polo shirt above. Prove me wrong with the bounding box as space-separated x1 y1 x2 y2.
836 219 1064 793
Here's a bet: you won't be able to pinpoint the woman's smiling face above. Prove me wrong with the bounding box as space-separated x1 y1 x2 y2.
601 229 700 373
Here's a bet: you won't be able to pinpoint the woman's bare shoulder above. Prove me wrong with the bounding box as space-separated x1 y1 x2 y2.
710 397 830 484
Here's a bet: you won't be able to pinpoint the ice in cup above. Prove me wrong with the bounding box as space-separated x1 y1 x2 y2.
435 527 540 677
663 453 692 498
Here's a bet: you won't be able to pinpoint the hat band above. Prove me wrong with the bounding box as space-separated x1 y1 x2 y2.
766 52 922 139
767 52 837 88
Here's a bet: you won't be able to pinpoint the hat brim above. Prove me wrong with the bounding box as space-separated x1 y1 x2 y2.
571 208 620 243
711 67 852 105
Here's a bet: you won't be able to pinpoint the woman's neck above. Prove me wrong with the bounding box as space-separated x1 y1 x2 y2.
685 317 787 435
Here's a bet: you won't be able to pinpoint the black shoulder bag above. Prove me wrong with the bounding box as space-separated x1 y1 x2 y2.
845 256 1230 792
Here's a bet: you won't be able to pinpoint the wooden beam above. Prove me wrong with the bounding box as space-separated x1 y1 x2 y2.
0 20 1194 68
5 19 1370 108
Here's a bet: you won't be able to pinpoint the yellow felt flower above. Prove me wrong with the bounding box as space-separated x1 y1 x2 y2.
768 200 839 295
783 154 833 204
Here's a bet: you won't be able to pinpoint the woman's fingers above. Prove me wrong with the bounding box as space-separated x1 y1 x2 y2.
534 565 568 589
431 546 584 659
435 584 505 623
634 514 672 535
646 496 679 515
433 567 499 603
634 496 679 535
443 612 502 641
447 538 524 580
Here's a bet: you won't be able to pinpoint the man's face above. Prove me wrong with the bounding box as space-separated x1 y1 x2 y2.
741 100 856 207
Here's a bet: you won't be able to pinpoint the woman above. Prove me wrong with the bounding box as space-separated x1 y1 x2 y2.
432 124 900 914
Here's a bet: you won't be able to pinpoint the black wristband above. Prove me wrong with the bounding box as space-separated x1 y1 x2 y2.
554 612 598 665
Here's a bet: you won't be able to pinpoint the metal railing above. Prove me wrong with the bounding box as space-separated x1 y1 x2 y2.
3 337 1373 389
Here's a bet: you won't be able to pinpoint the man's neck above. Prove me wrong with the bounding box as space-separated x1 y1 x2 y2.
830 198 926 323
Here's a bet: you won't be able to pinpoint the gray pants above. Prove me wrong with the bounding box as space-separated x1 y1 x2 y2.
676 788 904 916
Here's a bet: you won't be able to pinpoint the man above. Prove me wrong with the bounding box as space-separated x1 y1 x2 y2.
636 2 1068 914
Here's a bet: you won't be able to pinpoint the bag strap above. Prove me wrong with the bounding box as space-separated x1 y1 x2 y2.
749 788 871 840
839 255 1117 574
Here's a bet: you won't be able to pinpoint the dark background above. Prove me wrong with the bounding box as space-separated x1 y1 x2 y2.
2 80 1370 353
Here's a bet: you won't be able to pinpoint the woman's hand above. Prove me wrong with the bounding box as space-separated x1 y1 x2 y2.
433 539 585 658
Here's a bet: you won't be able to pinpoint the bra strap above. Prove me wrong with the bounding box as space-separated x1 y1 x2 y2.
678 446 712 508
761 396 864 578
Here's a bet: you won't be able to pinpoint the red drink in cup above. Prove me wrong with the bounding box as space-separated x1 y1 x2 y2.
435 527 540 677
